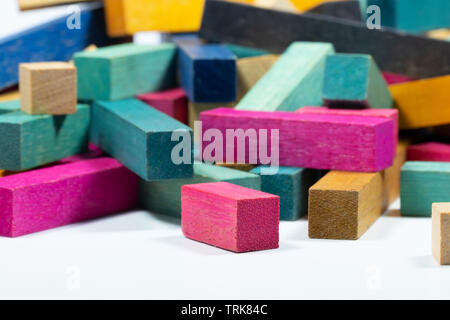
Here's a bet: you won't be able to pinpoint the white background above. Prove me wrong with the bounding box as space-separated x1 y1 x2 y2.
1 0 449 300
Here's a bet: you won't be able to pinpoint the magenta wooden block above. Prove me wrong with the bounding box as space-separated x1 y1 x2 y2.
200 108 394 172
0 158 139 237
181 182 279 253
297 106 398 154
407 142 450 162
382 72 413 85
57 144 104 164
137 88 188 124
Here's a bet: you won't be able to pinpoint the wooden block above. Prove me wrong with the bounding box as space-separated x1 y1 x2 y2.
225 44 269 59
390 75 450 130
90 99 193 181
188 101 236 130
0 104 90 171
0 100 21 115
427 29 450 41
323 54 393 109
432 203 450 265
74 43 177 101
215 163 255 172
179 44 237 102
251 166 320 220
199 0 450 79
0 91 19 103
382 140 409 205
307 0 361 21
181 182 279 253
382 72 412 85
19 62 76 115
408 143 450 162
18 0 94 10
400 161 450 217
236 42 334 111
139 163 261 218
254 0 298 12
137 88 188 124
290 0 347 11
0 5 117 90
0 158 138 237
200 108 394 172
236 55 279 101
104 0 205 36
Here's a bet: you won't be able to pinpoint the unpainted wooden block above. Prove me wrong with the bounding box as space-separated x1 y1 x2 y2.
137 88 188 124
427 29 450 41
382 141 409 206
0 91 19 103
408 142 450 162
182 182 279 253
432 203 450 265
188 101 236 130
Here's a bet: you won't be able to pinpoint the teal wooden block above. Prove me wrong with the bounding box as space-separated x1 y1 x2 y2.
323 54 393 109
401 161 450 217
224 44 269 58
0 104 90 171
139 162 261 218
0 100 20 115
236 42 334 111
250 166 320 220
74 43 177 101
90 99 193 181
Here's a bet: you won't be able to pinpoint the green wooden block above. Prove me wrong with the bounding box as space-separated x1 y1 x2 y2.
139 162 261 218
0 104 90 171
224 44 269 58
74 43 177 101
90 98 193 181
235 42 334 111
0 100 21 115
401 161 450 217
323 54 393 109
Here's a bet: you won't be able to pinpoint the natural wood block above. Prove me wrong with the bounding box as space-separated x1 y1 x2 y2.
382 140 409 206
0 91 19 103
19 62 76 115
182 182 279 253
91 99 193 181
215 163 255 172
74 43 177 100
408 142 450 162
432 203 450 265
188 101 235 130
390 75 450 130
18 0 94 10
0 158 138 237
236 42 334 111
427 29 450 41
137 88 188 124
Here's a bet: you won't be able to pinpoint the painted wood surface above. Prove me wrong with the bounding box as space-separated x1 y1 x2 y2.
224 44 269 59
90 99 193 181
432 203 450 265
18 0 94 10
0 158 139 237
181 182 279 253
407 143 450 162
382 72 412 85
0 100 21 114
307 0 361 21
137 88 188 124
236 42 334 111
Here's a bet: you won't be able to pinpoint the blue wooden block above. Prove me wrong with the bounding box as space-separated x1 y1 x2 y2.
0 4 117 91
178 44 237 102
401 161 450 217
0 100 20 115
250 166 320 220
90 98 193 181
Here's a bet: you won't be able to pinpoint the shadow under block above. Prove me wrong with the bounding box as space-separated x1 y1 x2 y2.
390 75 450 130
400 161 450 217
215 163 255 172
199 0 450 79
323 54 393 109
19 62 77 115
432 203 450 265
0 104 90 171
104 0 205 36
307 0 362 21
90 99 193 181
236 42 334 111
0 158 139 238
19 0 94 10
181 182 279 253
137 88 188 124
139 163 261 218
188 101 236 130
407 143 450 162
74 43 177 101
251 166 319 220
179 44 237 103
225 44 269 59
0 5 116 91
200 108 394 172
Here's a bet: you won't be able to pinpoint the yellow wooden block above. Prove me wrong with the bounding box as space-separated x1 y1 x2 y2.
427 29 450 41
18 0 93 10
0 91 19 103
254 0 298 12
432 203 450 265
290 0 347 11
390 75 450 130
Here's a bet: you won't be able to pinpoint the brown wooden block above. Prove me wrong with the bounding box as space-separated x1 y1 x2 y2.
432 203 450 265
382 140 409 206
188 101 236 130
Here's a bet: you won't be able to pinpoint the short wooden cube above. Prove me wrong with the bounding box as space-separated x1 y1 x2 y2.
432 203 450 265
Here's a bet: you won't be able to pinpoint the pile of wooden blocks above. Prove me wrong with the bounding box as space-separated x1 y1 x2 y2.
0 0 449 261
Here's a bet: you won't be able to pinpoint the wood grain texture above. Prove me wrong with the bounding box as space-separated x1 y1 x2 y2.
0 158 138 238
199 0 450 79
408 142 450 162
390 75 450 130
139 163 261 218
0 104 90 171
236 42 334 111
19 62 77 115
181 182 279 253
137 88 188 124
18 0 94 10
432 203 450 265
90 99 193 181
200 108 395 172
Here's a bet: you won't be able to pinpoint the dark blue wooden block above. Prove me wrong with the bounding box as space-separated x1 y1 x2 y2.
178 44 237 102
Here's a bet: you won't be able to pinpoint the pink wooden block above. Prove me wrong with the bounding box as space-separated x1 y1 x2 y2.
382 72 413 85
296 106 398 154
0 158 139 237
407 142 450 162
137 88 188 124
57 144 104 164
200 108 394 172
181 182 279 253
